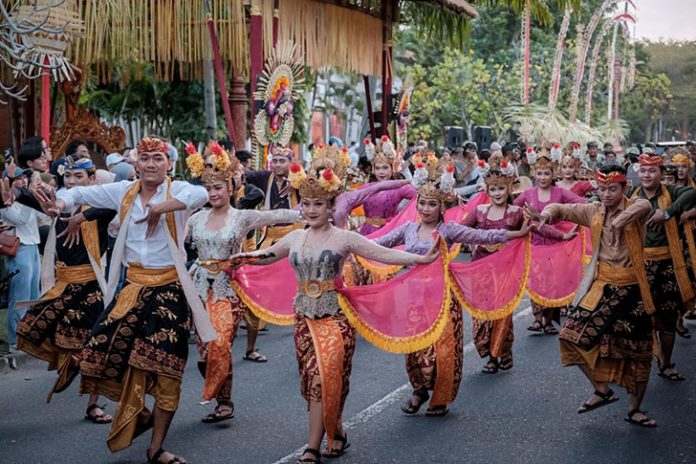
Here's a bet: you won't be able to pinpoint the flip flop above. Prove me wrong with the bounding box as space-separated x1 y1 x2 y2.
425 405 449 417
84 404 113 424
577 388 619 414
243 350 268 363
401 390 429 415
202 403 234 423
657 363 686 381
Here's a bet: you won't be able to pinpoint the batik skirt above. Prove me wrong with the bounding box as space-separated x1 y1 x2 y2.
645 258 682 333
80 281 189 452
559 282 652 394
16 279 104 398
405 297 463 407
473 315 514 359
195 293 246 403
294 311 356 449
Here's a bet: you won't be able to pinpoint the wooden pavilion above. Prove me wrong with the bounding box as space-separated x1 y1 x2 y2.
3 0 477 158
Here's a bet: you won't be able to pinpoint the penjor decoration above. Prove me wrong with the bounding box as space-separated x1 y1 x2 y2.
252 41 304 168
391 77 413 157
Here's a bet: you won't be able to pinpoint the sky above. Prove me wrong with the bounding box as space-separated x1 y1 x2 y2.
633 0 696 42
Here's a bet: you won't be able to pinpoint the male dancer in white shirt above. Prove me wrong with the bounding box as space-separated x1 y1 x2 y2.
48 137 213 464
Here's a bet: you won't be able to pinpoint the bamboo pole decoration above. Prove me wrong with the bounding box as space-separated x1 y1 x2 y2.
523 0 531 106
204 0 237 146
584 14 634 125
364 75 376 141
41 57 51 144
547 8 572 110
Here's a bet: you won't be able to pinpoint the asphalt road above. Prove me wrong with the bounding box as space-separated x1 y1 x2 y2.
1 300 695 464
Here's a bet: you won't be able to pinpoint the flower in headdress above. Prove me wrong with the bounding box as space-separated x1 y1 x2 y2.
340 146 352 167
288 162 307 189
319 168 342 192
438 162 456 194
185 142 205 178
364 138 375 161
210 141 223 157
526 147 538 165
550 143 563 163
57 164 65 176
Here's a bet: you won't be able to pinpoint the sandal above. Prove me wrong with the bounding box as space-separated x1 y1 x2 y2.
482 359 499 374
425 405 449 417
201 403 234 423
543 324 559 335
297 448 321 463
243 349 268 363
147 448 187 464
499 355 513 371
84 404 113 424
527 320 543 332
322 433 350 458
684 310 696 320
676 326 692 339
625 408 657 428
657 363 686 381
401 390 429 415
577 388 619 414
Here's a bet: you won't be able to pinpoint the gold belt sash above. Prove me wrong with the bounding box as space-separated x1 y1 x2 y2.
107 265 179 320
579 262 639 309
197 259 231 274
364 217 388 227
298 279 336 299
643 246 671 261
40 263 97 301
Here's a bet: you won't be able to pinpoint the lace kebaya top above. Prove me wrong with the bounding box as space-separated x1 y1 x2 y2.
187 207 301 302
374 221 508 255
513 186 585 245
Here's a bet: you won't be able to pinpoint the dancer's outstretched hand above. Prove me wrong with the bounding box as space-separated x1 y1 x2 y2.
57 212 86 248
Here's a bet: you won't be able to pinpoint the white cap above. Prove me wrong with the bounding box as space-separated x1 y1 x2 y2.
490 142 502 152
105 153 125 168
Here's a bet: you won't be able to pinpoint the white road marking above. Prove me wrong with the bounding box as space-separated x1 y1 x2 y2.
271 306 533 464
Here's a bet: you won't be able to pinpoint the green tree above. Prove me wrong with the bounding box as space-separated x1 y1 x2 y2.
621 72 673 143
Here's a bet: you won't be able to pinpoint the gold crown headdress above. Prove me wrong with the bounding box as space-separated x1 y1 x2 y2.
410 151 456 202
667 147 691 166
484 160 516 189
185 141 240 186
288 143 350 199
364 135 402 172
527 146 555 170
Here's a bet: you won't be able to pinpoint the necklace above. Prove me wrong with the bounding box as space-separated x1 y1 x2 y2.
300 225 334 258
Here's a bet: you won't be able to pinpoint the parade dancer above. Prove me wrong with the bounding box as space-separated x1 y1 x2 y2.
629 154 696 381
556 143 595 198
229 150 436 464
16 156 115 423
359 136 416 235
50 137 212 464
462 164 559 373
375 154 530 415
185 141 301 423
514 147 585 334
668 149 696 325
531 165 657 427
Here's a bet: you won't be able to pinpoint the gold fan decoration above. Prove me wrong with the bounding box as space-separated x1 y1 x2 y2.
252 41 304 162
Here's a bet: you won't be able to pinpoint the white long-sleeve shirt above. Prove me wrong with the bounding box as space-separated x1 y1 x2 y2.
0 203 40 245
57 180 208 268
